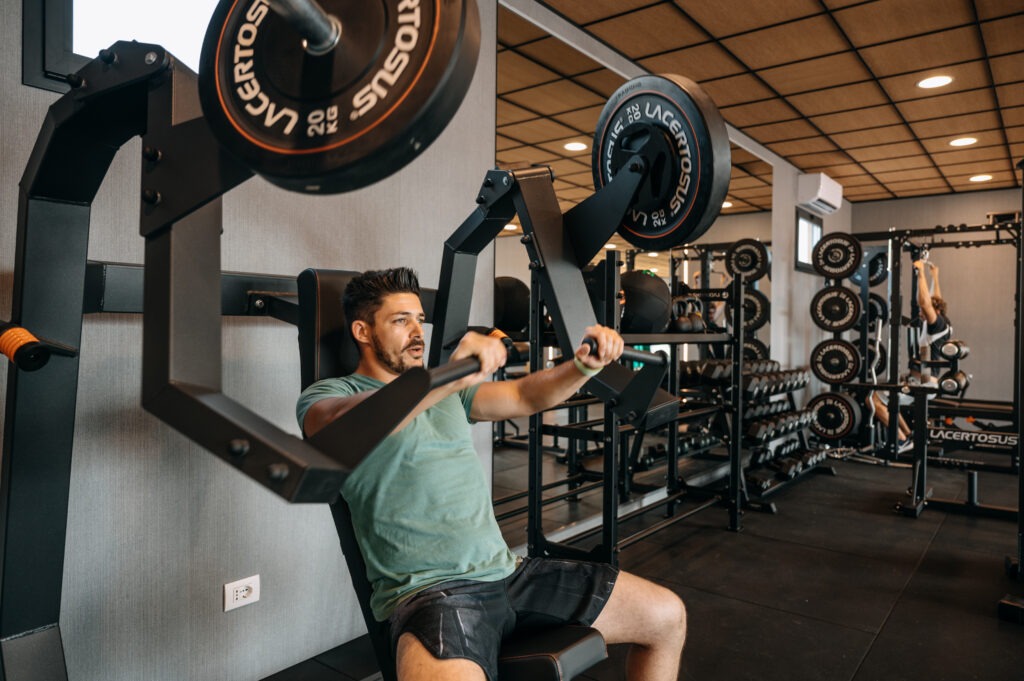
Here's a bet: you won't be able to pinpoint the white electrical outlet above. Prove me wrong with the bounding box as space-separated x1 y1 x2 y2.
223 574 260 612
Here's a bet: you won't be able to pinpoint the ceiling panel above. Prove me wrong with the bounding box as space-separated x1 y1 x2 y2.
896 90 999 122
832 0 974 46
787 81 890 117
757 52 872 95
878 61 992 102
639 43 746 81
810 104 904 134
676 0 822 36
720 98 799 127
587 5 706 58
516 37 605 76
858 27 984 77
980 12 1024 56
846 141 925 162
723 15 850 70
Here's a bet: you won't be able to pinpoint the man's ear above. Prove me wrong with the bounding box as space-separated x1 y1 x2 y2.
351 319 371 345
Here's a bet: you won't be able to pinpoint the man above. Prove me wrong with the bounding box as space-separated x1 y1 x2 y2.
866 259 950 445
297 268 686 681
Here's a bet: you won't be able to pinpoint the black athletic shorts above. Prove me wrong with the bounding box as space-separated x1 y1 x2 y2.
388 556 619 681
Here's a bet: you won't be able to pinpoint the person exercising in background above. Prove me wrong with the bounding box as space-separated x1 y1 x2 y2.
865 259 951 446
296 268 686 681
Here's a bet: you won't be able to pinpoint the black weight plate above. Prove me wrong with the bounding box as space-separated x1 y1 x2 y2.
810 286 861 332
592 73 731 250
812 233 863 279
850 252 888 287
854 336 888 376
494 276 530 336
743 338 769 361
810 339 860 384
808 392 861 440
728 288 770 331
860 292 890 325
725 239 770 282
199 0 480 193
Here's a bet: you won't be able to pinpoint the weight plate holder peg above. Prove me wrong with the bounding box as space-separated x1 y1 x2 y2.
810 339 861 384
591 73 731 251
198 0 481 194
725 239 770 282
810 285 861 332
808 391 861 440
849 252 888 287
812 232 863 280
727 288 770 331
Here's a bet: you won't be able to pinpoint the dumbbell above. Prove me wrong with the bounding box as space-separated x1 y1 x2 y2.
746 419 776 441
938 339 970 361
771 457 803 479
746 470 775 493
939 370 970 395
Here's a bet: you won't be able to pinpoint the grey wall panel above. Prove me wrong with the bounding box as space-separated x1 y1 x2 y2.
3 1 497 680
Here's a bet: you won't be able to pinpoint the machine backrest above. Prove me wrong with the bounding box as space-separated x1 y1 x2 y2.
295 268 397 681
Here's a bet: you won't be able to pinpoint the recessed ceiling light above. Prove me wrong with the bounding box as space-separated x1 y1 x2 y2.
604 243 617 249
722 201 733 208
969 174 992 182
564 141 588 152
503 223 518 231
649 267 659 273
647 251 659 257
917 75 952 89
949 137 977 147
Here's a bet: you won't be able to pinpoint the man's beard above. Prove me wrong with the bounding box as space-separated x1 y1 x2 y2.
370 330 423 375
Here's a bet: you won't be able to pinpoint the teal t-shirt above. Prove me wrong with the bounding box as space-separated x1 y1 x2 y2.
296 374 518 621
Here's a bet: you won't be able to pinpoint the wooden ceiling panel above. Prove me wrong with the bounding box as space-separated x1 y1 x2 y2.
909 111 1002 139
551 104 606 133
832 173 880 187
546 158 592 177
546 0 657 25
559 186 595 201
975 0 1024 20
990 52 1024 86
741 160 774 177
896 90 999 122
767 137 840 156
802 162 870 177
496 135 519 152
787 150 854 168
676 0 822 36
842 187 893 200
872 167 944 183
883 178 952 192
878 61 991 102
503 81 606 117
496 146 559 166
758 52 871 95
787 81 889 117
588 5 706 58
859 27 983 77
700 74 776 107
639 43 746 82
861 155 935 174
1007 126 1024 143
830 124 914 148
744 118 821 144
497 51 560 94
517 37 604 76
559 171 594 187
946 169 1017 186
723 16 848 70
939 159 1016 178
573 70 628 98
499 118 581 144
812 104 904 133
535 138 593 157
496 100 536 126
980 13 1024 57
833 0 974 46
1010 142 1024 161
931 145 1010 167
846 141 923 162
721 98 798 128
728 175 770 189
497 7 549 46
996 83 1024 109
1002 105 1024 127
730 147 762 164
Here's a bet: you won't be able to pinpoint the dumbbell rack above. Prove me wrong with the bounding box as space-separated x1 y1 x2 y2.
523 257 749 566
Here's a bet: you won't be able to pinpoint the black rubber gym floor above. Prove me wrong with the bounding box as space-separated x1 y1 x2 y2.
268 448 1024 681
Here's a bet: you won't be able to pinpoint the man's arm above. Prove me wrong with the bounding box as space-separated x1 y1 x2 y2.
470 325 624 422
913 259 937 324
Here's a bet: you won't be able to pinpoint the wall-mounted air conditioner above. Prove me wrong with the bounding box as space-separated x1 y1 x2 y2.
797 172 843 216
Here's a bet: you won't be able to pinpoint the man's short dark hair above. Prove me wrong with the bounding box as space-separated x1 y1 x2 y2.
343 267 421 324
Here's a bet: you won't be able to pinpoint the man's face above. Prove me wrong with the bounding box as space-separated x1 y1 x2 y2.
367 292 426 375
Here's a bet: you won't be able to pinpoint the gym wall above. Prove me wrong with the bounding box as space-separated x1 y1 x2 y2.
0 2 498 680
852 188 1021 402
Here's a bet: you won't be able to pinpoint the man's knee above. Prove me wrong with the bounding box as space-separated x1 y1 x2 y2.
396 633 487 681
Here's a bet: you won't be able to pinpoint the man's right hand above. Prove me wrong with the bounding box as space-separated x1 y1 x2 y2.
448 331 508 391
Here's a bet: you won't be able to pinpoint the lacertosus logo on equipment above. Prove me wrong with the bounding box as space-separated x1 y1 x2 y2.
230 0 300 137
352 0 424 120
929 429 1018 448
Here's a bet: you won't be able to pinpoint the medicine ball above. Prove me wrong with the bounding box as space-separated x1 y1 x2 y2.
620 270 671 333
494 277 530 338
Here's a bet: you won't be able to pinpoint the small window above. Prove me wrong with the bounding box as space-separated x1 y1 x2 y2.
795 209 822 274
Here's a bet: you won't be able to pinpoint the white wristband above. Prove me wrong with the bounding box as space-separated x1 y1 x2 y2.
573 356 602 378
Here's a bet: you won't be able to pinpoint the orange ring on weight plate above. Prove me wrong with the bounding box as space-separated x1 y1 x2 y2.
0 326 38 362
